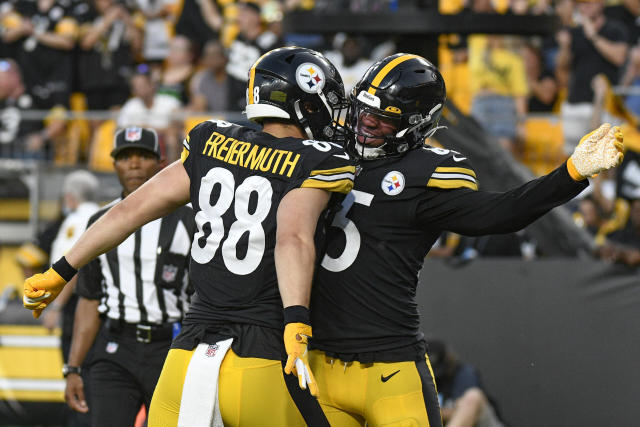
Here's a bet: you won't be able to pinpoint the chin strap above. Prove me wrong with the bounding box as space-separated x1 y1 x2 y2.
354 141 387 159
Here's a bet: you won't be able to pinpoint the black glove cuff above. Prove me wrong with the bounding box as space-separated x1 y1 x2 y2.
284 305 310 325
52 256 78 282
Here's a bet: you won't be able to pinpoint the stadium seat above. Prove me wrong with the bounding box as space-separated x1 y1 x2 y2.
521 115 566 176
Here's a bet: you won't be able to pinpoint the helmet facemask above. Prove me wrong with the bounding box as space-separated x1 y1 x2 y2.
346 96 444 160
293 87 350 143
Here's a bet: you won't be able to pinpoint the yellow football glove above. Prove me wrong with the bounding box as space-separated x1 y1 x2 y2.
567 123 624 181
23 268 68 319
283 322 318 397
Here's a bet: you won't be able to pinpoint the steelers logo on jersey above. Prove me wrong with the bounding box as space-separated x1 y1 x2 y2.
295 63 326 94
381 171 405 196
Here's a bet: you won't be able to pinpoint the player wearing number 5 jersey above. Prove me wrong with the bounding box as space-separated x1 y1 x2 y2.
308 54 625 426
22 47 355 426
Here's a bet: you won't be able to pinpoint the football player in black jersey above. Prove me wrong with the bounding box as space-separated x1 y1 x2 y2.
23 47 355 426
308 53 624 426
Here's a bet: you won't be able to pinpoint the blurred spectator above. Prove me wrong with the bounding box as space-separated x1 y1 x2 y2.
45 169 99 426
0 58 66 159
523 41 558 113
597 198 640 266
620 43 640 116
117 67 181 160
542 0 574 88
15 217 64 278
131 0 177 63
574 195 606 235
458 231 537 260
47 170 99 348
75 0 142 112
556 0 629 154
174 0 221 51
1 0 77 108
616 148 640 201
469 35 528 155
324 34 372 93
157 35 195 104
226 0 281 111
427 232 461 259
466 0 497 13
440 34 472 115
605 0 640 46
427 339 505 427
188 39 231 112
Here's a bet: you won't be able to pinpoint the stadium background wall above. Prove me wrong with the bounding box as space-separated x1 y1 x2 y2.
418 258 640 427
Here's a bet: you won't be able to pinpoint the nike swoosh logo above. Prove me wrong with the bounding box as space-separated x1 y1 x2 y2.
381 370 400 382
452 155 467 162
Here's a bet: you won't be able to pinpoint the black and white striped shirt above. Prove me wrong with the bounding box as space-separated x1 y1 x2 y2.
76 199 196 325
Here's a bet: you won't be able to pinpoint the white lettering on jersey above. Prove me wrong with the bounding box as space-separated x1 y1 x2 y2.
321 190 374 272
191 168 272 275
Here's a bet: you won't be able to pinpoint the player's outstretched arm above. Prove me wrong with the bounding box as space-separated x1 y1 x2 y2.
23 160 191 317
275 187 330 397
418 124 624 236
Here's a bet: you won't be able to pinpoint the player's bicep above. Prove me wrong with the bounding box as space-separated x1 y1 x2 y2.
277 188 331 242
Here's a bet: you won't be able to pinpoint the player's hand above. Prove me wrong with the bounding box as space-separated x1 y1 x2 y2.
283 322 318 397
65 373 89 413
23 268 67 319
568 123 624 181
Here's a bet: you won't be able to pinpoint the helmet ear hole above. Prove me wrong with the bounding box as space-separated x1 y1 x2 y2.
303 101 319 114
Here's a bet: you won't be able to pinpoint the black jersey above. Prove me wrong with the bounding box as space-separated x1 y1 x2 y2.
176 119 355 356
12 0 77 107
311 146 588 362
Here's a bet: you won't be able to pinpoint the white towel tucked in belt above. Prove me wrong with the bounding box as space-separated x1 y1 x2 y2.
177 338 233 427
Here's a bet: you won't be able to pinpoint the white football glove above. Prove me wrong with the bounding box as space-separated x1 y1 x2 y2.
567 123 624 181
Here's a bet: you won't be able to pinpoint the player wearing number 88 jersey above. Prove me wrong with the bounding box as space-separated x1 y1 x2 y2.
148 47 355 427
20 47 354 427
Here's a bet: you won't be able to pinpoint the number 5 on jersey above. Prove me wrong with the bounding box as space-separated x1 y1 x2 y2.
321 190 373 272
191 167 273 275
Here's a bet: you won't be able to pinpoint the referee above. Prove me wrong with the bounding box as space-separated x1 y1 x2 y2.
63 127 195 427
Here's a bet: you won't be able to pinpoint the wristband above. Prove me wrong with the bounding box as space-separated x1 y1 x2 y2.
52 256 78 282
284 305 310 325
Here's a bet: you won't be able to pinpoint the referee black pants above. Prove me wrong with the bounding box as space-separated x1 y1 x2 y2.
89 326 171 427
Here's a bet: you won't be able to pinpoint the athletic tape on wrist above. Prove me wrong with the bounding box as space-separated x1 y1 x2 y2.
52 256 78 282
284 305 310 325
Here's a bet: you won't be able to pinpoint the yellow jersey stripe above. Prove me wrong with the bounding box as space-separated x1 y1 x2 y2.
368 54 420 95
427 178 478 191
180 147 189 163
310 165 357 177
434 166 476 178
301 178 354 194
247 51 272 105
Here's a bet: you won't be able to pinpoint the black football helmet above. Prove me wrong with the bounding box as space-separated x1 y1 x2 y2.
345 53 446 159
245 46 348 141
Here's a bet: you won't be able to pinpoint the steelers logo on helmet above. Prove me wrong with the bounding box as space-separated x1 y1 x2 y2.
381 171 405 196
296 62 326 94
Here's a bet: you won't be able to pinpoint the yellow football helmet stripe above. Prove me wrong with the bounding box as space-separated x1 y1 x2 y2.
247 51 272 105
427 178 478 191
368 54 420 96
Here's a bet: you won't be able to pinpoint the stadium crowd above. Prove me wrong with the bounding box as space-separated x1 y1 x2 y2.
3 0 640 261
